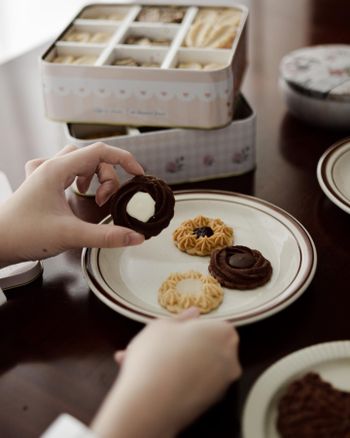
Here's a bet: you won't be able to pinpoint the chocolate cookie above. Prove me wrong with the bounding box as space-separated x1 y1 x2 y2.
208 245 272 289
111 175 175 239
277 372 350 437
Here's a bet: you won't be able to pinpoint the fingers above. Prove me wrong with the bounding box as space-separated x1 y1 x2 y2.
25 158 46 177
69 220 144 249
25 143 143 197
54 144 78 157
62 145 95 194
227 325 242 380
114 350 126 365
75 159 120 203
57 143 144 184
24 145 78 177
95 162 120 206
232 360 242 380
176 307 200 321
76 174 94 195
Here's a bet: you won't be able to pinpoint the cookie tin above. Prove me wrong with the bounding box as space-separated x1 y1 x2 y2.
279 45 350 129
41 1 248 129
64 94 256 187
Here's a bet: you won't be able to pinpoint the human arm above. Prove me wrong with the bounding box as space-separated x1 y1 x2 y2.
0 287 6 306
91 308 241 438
0 143 145 268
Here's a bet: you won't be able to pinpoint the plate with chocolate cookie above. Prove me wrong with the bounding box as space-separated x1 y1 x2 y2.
242 341 350 437
82 188 317 325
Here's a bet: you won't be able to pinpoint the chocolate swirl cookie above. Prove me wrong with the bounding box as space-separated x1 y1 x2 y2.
277 372 350 437
111 175 175 239
208 245 272 289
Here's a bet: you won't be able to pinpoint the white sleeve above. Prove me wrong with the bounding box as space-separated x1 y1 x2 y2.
0 287 6 306
41 414 97 438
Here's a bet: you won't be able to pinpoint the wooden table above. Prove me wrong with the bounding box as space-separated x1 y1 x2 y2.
1 1 350 436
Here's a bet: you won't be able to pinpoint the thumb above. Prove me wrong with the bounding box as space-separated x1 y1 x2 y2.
71 221 145 248
114 350 126 365
175 307 200 321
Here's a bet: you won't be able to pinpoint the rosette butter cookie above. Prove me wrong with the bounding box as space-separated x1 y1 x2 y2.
111 175 175 239
173 215 233 256
158 271 223 314
209 245 272 289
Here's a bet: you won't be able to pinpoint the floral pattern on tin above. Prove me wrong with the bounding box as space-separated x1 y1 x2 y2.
203 154 215 166
166 156 184 173
328 67 350 77
232 146 250 164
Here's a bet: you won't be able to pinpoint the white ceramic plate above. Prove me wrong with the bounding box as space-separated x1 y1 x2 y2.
81 190 317 325
242 340 350 438
317 138 350 214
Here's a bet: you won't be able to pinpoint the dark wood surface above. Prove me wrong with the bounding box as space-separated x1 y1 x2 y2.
1 1 350 437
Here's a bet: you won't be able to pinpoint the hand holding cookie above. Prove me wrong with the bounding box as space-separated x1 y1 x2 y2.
0 143 145 267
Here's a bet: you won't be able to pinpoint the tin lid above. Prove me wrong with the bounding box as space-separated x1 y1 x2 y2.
280 45 350 103
0 261 43 290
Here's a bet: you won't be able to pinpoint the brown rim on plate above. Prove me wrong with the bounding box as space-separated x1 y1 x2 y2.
82 190 317 325
318 137 350 211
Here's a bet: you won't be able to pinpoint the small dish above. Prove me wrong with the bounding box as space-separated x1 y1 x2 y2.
82 190 317 325
317 137 350 214
0 261 43 290
279 44 350 129
242 340 350 438
279 78 350 129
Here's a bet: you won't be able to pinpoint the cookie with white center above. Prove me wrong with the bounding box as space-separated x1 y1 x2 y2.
111 175 175 239
158 270 223 314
